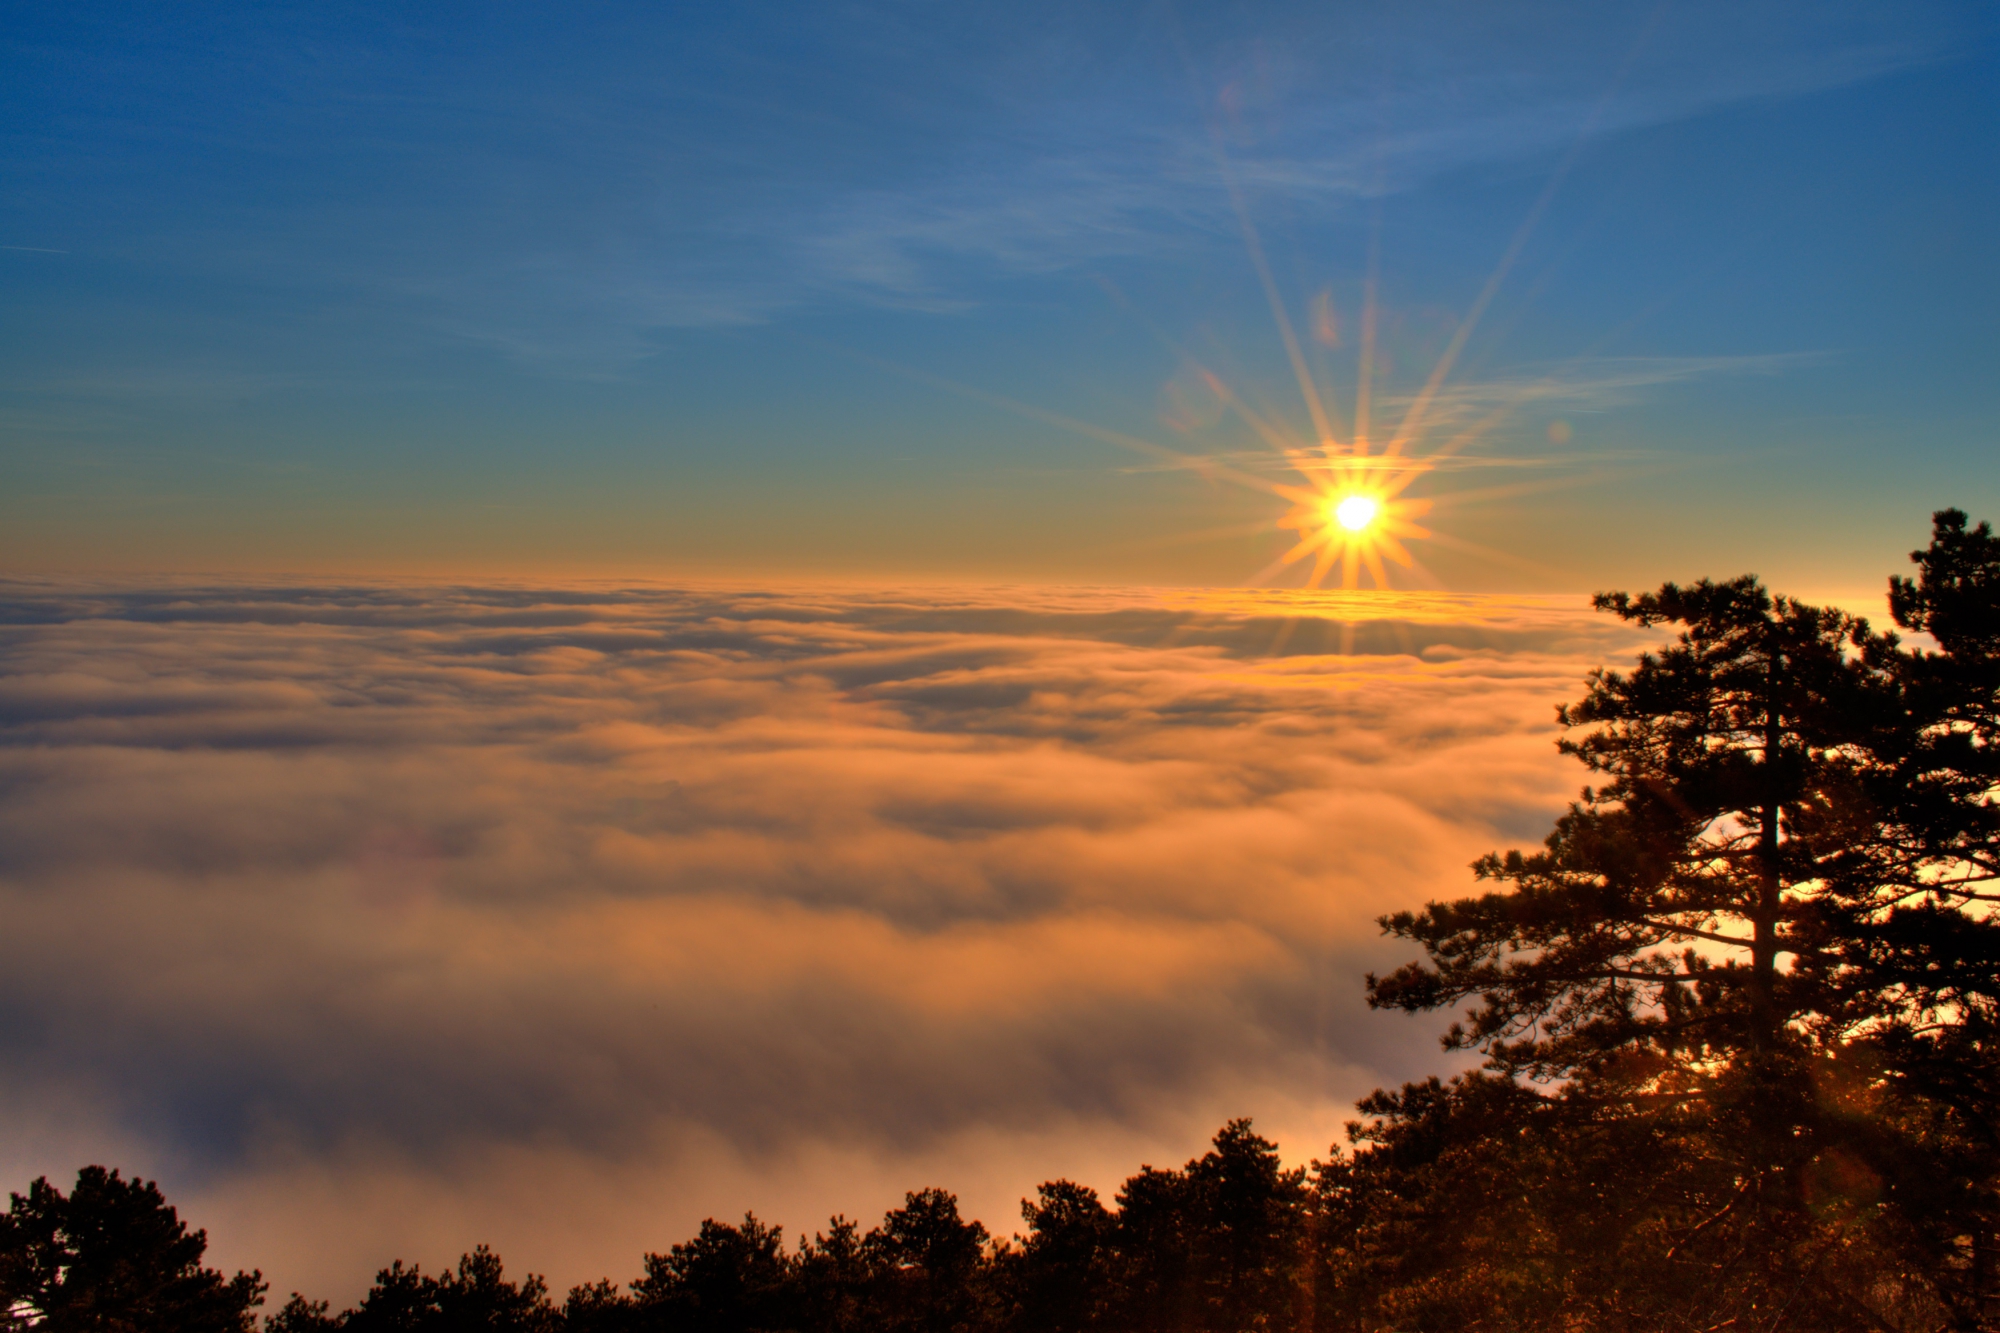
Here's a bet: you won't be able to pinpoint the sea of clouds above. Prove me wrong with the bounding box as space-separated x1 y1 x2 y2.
0 580 1651 1303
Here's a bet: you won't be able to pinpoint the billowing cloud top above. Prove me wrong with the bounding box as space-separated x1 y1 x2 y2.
0 580 1649 1300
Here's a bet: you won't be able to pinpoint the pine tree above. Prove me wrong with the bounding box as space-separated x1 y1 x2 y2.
0 1166 265 1333
336 1247 559 1332
630 1214 790 1333
1001 1181 1112 1333
1354 511 2000 1328
862 1189 991 1333
1103 1120 1310 1333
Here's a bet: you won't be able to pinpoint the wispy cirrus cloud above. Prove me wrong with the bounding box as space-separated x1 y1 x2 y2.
14 2 1961 369
1380 353 1835 429
1123 353 1823 486
762 2 1962 312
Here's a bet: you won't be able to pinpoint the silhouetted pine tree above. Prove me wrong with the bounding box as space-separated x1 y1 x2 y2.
860 1189 991 1333
298 1246 560 1333
629 1214 790 1333
1344 510 2000 1330
787 1217 868 1333
996 1180 1112 1333
557 1278 637 1333
1101 1120 1309 1333
0 1166 266 1333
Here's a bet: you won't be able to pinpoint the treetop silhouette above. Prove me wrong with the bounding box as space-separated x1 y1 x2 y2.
1354 508 2000 1329
0 1165 265 1332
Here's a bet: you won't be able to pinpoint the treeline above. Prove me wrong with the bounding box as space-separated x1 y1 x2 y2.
8 1127 1349 1333
7 1092 1989 1333
6 509 1998 1332
256 1119 1337 1333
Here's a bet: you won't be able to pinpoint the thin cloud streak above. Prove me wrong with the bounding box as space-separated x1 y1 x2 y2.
1129 353 1806 484
1380 352 1835 428
15 4 1957 371
781 10 1954 313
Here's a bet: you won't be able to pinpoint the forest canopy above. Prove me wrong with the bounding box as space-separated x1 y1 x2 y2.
4 511 1994 1333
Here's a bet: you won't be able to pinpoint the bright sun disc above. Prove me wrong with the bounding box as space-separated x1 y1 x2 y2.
1332 494 1378 532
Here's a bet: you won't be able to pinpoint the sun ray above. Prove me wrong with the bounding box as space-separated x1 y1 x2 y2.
825 339 1299 498
1094 518 1287 555
1203 369 1317 458
1172 19 1342 456
1380 5 1664 459
1226 173 1340 452
1277 534 1319 568
1265 614 1303 658
1306 542 1340 590
1425 471 1632 510
1417 527 1575 579
1245 546 1308 587
1354 221 1380 455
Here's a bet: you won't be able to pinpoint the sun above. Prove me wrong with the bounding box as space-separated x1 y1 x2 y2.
1261 459 1431 590
1332 494 1378 532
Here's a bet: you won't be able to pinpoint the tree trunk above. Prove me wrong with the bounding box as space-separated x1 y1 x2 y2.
1751 642 1783 1055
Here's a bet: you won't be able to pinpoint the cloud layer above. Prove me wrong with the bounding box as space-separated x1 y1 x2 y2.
0 580 1649 1299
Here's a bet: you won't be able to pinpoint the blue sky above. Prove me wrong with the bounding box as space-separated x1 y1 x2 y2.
3 0 1995 591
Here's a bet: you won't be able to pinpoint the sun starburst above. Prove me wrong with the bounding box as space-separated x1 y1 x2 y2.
842 71 1601 598
1266 457 1433 590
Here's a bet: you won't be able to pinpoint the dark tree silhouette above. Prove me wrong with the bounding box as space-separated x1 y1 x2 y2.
1367 572 1879 1077
0 1166 265 1333
629 1214 789 1333
1852 509 2000 1329
265 1295 341 1332
1104 1120 1309 1333
999 1180 1112 1333
556 1278 638 1333
787 1216 868 1333
862 1189 991 1333
268 1246 558 1332
1348 510 2000 1330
